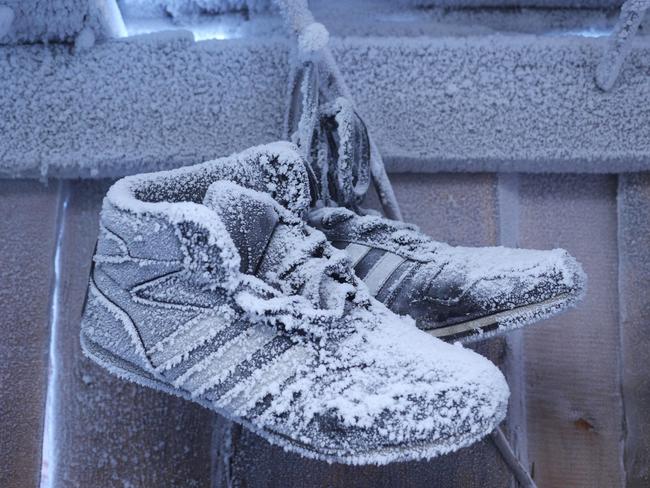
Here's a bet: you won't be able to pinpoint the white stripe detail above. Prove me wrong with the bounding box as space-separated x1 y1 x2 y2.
427 294 570 339
177 326 276 395
220 345 310 415
148 308 235 370
363 252 406 296
344 243 371 267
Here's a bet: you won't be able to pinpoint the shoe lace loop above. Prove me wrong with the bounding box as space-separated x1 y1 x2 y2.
235 222 364 343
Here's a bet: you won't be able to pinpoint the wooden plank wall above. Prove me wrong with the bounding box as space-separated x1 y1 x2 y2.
1 173 648 487
517 175 625 487
618 174 650 488
48 181 216 487
0 181 60 488
0 181 216 488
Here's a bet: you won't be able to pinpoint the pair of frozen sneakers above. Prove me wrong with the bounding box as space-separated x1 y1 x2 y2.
80 142 585 464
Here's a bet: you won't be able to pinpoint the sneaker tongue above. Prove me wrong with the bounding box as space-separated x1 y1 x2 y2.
203 181 279 275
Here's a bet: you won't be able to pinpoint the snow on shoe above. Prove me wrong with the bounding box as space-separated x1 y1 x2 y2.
147 0 273 18
80 143 509 464
309 206 586 343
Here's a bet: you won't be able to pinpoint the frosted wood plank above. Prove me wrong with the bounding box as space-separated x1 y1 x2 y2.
618 173 650 488
497 173 530 476
49 180 214 487
0 180 59 488
223 173 511 487
4 37 650 178
229 430 508 488
518 174 624 487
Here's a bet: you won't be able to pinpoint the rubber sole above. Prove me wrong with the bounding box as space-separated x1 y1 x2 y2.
426 293 573 343
80 333 504 465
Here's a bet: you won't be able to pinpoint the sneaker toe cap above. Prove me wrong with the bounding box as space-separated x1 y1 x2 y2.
407 246 586 328
291 316 509 463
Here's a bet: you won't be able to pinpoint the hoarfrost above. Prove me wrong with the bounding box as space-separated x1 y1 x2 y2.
0 6 14 38
75 27 97 51
124 0 273 17
0 0 125 44
401 0 624 6
309 205 587 340
298 22 329 55
596 0 649 91
82 143 510 464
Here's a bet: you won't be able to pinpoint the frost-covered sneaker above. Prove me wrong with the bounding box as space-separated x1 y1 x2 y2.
80 144 509 464
308 206 586 343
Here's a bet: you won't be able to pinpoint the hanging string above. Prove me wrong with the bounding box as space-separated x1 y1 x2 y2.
274 0 403 220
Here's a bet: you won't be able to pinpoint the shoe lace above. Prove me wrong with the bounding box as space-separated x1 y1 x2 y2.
596 0 650 91
235 219 367 343
313 207 440 256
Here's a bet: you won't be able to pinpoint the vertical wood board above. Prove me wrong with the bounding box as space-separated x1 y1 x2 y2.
0 180 60 488
518 174 624 488
618 173 650 488
496 173 530 488
48 180 215 487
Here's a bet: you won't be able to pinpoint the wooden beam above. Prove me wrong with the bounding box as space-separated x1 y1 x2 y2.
518 174 624 487
2 35 650 178
618 173 650 488
0 180 59 488
46 180 215 487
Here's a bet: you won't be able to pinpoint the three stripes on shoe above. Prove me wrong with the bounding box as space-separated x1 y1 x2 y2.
334 241 496 341
332 241 415 304
93 270 308 417
144 241 416 412
125 242 472 412
148 310 308 412
148 314 309 409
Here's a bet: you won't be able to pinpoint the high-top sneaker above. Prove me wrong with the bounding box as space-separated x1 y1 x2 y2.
80 143 509 464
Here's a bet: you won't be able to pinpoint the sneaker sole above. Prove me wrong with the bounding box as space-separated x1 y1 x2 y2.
80 333 504 465
426 293 574 343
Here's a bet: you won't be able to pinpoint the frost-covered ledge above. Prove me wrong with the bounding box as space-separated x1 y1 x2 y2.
2 31 650 178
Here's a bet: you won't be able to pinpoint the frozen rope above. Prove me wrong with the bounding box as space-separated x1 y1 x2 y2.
596 0 650 91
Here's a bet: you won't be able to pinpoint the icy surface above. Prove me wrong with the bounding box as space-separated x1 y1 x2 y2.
82 143 510 463
76 26 97 50
309 205 586 340
2 32 650 178
0 0 125 44
298 22 329 55
122 0 623 39
123 0 273 17
0 0 627 45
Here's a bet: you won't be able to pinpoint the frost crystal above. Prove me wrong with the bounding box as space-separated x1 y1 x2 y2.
80 143 509 464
